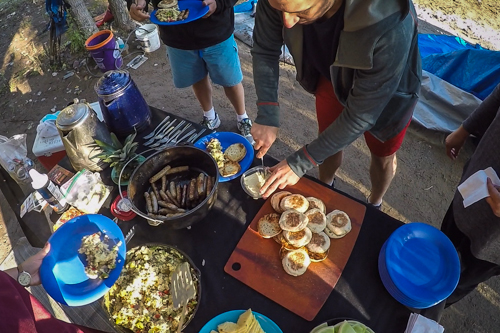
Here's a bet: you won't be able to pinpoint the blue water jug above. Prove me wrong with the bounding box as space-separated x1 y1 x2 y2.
94 70 151 137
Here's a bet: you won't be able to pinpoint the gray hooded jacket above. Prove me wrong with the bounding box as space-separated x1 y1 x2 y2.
252 0 422 176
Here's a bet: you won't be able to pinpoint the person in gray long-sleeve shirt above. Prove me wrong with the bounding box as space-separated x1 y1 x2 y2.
442 83 500 306
251 0 421 202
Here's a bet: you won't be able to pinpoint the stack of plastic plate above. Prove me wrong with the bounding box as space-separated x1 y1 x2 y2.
378 222 460 309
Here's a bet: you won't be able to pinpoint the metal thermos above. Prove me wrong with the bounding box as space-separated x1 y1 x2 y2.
56 99 113 172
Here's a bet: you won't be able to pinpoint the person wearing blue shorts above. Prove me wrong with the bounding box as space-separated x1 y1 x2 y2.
128 0 253 141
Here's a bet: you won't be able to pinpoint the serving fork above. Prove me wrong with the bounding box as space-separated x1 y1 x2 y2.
171 262 196 333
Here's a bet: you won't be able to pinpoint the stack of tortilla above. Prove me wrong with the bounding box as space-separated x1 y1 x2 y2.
257 192 352 276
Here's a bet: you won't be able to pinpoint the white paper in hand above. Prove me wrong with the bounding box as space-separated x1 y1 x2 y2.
458 167 500 208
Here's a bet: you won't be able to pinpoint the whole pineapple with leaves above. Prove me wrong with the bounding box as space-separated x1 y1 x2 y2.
91 132 141 181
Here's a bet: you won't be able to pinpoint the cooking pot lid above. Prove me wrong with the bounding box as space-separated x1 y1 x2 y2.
56 101 90 130
95 70 131 96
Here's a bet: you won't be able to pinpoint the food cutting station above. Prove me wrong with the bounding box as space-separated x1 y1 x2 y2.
0 68 459 333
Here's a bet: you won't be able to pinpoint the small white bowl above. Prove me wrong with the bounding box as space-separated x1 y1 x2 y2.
240 166 269 200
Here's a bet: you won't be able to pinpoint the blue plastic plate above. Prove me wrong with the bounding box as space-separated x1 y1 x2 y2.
40 214 126 306
150 1 209 26
194 132 254 182
384 222 460 305
379 240 437 309
200 310 283 333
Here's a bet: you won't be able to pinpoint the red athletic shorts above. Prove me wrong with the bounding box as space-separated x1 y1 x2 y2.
315 76 411 157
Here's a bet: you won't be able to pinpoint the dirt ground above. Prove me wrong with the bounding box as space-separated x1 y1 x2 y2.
1 0 500 331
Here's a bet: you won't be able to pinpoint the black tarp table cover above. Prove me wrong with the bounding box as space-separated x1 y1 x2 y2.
8 106 413 333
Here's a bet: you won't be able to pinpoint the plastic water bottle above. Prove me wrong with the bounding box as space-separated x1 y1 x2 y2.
29 169 68 214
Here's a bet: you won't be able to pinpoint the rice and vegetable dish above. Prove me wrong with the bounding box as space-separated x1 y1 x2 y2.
104 245 199 333
78 232 120 279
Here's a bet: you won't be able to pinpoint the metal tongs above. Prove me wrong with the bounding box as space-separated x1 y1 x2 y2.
172 262 196 333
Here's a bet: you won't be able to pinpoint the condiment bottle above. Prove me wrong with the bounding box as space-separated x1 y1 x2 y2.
29 169 68 214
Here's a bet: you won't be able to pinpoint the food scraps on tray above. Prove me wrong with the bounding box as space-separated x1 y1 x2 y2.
206 138 246 177
211 309 265 333
104 245 199 333
78 232 121 279
145 165 215 219
258 192 352 276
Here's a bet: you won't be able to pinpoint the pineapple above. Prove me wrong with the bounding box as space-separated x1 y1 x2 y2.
91 132 141 182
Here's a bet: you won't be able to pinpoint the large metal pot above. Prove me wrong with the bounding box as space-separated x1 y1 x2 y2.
127 146 219 229
102 243 201 333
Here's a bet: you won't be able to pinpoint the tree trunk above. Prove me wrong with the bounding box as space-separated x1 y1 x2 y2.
108 0 136 32
65 0 98 39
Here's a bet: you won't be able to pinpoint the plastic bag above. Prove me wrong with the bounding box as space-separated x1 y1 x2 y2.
0 134 33 194
60 169 111 214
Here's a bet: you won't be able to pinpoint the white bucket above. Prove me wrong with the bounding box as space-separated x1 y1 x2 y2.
135 24 161 53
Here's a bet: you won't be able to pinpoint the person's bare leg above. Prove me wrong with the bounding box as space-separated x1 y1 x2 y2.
318 151 343 186
368 152 397 205
192 75 213 111
223 82 245 115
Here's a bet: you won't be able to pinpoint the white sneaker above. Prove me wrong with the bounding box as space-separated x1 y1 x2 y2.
200 112 221 130
237 118 254 143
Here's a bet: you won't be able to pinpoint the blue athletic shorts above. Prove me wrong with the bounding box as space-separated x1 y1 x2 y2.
166 35 243 88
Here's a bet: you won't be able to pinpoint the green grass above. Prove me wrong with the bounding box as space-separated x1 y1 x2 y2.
65 18 87 55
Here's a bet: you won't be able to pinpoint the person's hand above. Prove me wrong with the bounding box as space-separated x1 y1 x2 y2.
130 0 150 21
252 123 278 159
260 159 300 198
486 178 500 218
21 243 51 286
202 0 217 18
445 125 470 160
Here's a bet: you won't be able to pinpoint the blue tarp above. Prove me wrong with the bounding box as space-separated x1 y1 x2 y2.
419 34 500 100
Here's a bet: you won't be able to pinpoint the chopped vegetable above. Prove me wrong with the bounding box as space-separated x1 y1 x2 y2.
156 8 181 22
104 246 199 333
78 232 120 279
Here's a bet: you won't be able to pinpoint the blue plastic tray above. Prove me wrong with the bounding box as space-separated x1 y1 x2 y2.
150 1 209 26
383 222 460 306
40 214 126 306
194 131 254 182
200 310 282 333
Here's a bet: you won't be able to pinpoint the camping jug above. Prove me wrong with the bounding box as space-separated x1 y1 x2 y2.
94 70 151 137
56 99 113 172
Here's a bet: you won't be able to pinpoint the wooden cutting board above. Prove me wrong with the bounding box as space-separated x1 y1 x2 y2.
224 177 366 321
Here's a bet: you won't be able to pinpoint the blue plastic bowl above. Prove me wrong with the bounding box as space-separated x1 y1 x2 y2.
200 310 282 333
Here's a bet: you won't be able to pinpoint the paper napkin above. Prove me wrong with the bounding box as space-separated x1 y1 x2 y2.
458 167 500 208
405 313 444 333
